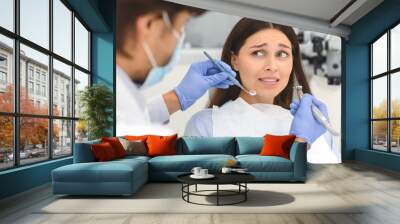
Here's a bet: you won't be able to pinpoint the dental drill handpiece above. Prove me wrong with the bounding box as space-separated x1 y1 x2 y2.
294 86 340 136
203 51 256 96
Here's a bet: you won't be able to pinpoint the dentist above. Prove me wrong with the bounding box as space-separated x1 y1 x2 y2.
116 0 236 136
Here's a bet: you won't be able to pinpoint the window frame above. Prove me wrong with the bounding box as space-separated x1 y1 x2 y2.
370 20 400 154
0 0 92 171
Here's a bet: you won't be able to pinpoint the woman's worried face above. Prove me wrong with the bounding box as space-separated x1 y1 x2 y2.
231 28 293 103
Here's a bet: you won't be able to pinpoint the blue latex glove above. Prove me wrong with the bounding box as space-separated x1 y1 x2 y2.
175 60 236 110
289 94 330 144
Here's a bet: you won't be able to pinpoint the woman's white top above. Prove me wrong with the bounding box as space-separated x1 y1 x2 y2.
116 66 175 136
184 97 339 163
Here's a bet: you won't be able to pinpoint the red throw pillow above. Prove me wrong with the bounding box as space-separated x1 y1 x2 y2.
146 134 178 157
91 142 117 161
101 137 126 158
259 134 296 159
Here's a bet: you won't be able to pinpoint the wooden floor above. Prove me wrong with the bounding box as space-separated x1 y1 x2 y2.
1 162 400 224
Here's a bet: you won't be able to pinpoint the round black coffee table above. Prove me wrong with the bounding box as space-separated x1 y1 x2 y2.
177 173 255 206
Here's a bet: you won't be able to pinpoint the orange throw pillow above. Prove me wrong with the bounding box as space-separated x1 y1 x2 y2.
91 142 117 162
259 134 296 159
146 134 178 157
101 137 126 158
124 135 149 142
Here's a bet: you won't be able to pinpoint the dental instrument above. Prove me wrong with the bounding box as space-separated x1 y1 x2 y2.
293 85 340 136
203 51 257 96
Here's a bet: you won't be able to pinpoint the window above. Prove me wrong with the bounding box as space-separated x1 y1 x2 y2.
74 69 89 118
19 117 48 165
0 0 91 170
35 83 40 95
35 70 41 81
53 0 72 60
75 17 89 70
0 116 13 170
0 35 13 113
53 119 72 158
28 67 34 80
370 22 400 154
20 0 49 49
28 81 34 94
53 59 72 117
0 54 8 87
41 73 46 82
0 55 7 67
42 85 46 97
0 0 14 32
0 71 6 85
0 53 8 91
391 24 400 70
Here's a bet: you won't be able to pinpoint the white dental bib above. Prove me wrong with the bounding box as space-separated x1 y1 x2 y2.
212 97 293 137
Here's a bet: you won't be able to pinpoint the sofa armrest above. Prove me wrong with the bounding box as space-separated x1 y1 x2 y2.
73 141 99 163
289 141 307 181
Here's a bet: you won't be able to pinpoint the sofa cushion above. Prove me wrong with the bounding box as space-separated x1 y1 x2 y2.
148 154 235 172
235 137 263 155
52 158 147 183
236 155 293 172
114 155 150 164
177 137 236 155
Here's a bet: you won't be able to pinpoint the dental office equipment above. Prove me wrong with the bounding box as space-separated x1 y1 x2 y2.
293 85 340 136
203 51 257 96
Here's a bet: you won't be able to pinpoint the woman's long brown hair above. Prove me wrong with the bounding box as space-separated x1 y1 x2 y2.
208 18 311 109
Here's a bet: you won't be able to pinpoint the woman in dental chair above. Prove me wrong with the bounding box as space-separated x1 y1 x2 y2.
184 18 339 164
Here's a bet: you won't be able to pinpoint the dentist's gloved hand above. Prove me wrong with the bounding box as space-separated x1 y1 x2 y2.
175 60 236 110
289 94 329 144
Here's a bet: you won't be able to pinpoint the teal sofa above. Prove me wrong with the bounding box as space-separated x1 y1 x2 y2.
52 137 307 196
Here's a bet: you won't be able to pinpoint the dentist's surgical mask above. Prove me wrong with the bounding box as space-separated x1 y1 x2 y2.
141 11 185 89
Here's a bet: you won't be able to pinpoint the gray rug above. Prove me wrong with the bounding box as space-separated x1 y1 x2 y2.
37 183 362 214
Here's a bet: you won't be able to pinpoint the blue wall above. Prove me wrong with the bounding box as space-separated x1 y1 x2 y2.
343 0 400 171
91 0 116 136
0 0 115 200
0 158 72 199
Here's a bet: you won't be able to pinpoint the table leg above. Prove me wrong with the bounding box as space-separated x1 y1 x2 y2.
195 184 197 192
245 183 247 201
217 184 219 206
181 184 183 199
188 184 190 202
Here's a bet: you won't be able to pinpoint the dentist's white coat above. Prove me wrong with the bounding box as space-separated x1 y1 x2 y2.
116 66 175 136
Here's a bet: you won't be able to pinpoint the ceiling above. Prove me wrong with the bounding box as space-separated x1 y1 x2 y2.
166 0 384 38
225 0 353 23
